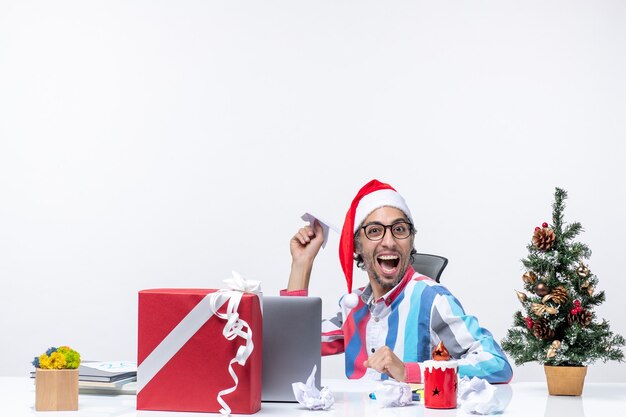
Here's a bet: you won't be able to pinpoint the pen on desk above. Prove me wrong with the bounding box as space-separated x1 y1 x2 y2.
368 392 421 401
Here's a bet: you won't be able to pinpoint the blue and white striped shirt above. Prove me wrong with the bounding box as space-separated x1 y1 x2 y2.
320 266 513 383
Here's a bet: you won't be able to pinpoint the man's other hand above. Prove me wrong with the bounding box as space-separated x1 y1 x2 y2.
363 346 407 382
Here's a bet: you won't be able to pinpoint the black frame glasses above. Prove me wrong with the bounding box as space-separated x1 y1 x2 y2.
361 221 414 241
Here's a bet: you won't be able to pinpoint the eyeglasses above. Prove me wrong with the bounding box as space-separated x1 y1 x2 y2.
361 221 414 241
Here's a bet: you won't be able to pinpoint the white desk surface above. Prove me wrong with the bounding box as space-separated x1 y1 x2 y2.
1 377 624 417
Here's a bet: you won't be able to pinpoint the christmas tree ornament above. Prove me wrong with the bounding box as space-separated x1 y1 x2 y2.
568 309 593 327
534 283 550 297
576 263 590 278
522 271 537 284
542 286 568 305
581 281 595 296
531 303 545 316
579 309 592 326
531 303 557 316
567 310 578 324
515 290 528 303
542 222 549 228
532 227 556 251
524 317 534 329
530 303 544 315
546 340 561 359
533 318 555 340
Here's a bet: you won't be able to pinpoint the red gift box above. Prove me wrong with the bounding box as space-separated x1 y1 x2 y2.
137 288 262 414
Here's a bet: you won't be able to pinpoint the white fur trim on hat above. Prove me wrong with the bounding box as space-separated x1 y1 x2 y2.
353 189 413 232
343 293 359 309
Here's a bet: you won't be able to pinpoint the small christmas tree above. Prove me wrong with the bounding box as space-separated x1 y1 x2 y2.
501 188 624 367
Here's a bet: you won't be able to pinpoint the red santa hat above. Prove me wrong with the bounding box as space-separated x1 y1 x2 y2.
339 179 413 308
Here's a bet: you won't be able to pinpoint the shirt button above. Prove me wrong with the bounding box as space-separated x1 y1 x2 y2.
374 317 379 322
371 348 375 353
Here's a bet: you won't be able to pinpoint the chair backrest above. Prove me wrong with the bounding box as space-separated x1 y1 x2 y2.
411 253 448 282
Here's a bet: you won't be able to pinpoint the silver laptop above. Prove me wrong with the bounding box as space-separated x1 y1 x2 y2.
261 296 322 402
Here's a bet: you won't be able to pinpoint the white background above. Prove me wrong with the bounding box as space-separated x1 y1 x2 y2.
1 1 624 383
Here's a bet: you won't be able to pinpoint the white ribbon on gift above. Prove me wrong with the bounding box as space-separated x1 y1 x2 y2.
137 271 262 416
211 272 262 415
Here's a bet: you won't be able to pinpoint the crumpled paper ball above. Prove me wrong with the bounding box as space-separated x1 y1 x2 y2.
458 376 513 415
292 365 334 410
373 379 413 407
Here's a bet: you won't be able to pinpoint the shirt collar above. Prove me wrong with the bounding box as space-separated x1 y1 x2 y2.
360 265 415 307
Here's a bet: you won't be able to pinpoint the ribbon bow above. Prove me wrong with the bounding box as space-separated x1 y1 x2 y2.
223 270 262 294
210 271 262 415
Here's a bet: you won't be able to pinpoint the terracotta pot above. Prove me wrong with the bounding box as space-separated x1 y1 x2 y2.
543 365 587 396
35 368 79 411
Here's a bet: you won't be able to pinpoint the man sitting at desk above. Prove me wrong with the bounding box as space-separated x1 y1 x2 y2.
282 179 512 384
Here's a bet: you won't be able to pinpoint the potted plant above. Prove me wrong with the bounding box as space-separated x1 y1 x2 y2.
501 188 624 396
32 346 81 410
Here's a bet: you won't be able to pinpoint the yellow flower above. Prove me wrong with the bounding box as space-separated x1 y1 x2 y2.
39 354 52 369
49 352 67 369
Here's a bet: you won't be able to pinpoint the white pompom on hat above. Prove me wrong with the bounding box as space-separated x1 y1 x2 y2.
339 179 412 309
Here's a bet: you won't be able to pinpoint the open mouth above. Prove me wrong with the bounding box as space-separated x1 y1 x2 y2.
377 255 400 275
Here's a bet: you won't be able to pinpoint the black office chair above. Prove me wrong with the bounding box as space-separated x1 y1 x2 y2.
411 253 448 282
